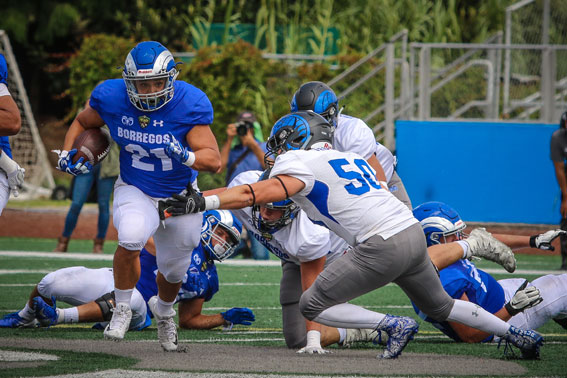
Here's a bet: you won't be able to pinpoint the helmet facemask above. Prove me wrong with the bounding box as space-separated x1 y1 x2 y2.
201 213 241 261
123 41 179 112
251 200 299 233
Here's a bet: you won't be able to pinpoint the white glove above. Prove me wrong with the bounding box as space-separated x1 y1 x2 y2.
505 280 543 316
530 229 566 251
296 330 331 355
0 151 25 197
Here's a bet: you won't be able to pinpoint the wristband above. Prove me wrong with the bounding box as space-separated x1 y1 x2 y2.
205 195 220 210
529 235 537 249
182 151 196 168
0 150 18 173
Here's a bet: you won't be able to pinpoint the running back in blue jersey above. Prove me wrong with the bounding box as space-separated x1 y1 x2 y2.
412 259 505 342
90 79 213 198
136 247 219 316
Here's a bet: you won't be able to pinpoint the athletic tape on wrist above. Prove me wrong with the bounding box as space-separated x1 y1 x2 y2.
205 195 220 210
183 151 196 167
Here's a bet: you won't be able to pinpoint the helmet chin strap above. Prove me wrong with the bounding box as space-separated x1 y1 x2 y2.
214 244 227 256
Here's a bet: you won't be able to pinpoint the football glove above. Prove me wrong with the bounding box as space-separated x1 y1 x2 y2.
52 149 91 176
505 280 543 316
529 229 566 251
161 183 206 216
221 307 255 326
164 132 195 167
0 151 25 197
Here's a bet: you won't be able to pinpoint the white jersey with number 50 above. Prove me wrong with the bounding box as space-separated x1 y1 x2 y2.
270 149 417 246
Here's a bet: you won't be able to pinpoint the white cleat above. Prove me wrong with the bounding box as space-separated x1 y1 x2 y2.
103 302 132 341
148 296 178 352
343 328 387 347
466 228 516 273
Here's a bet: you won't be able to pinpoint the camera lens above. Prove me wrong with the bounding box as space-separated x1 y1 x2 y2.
236 121 251 136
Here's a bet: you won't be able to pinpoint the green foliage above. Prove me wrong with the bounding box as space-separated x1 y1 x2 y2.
67 34 133 118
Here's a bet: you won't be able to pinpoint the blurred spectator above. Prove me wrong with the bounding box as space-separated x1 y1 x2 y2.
219 111 269 260
550 111 567 269
53 125 119 253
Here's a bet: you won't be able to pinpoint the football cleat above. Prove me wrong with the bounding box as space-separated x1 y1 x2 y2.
0 312 37 328
33 296 58 327
343 328 387 347
376 314 419 359
104 302 132 341
501 326 544 360
466 228 517 273
148 296 178 352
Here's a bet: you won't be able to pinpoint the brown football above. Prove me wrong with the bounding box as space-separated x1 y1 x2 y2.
71 128 112 166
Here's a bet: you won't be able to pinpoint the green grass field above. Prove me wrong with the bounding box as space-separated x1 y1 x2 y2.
1 237 567 376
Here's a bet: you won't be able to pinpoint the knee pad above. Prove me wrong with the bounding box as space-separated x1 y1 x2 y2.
36 272 58 298
157 254 191 284
95 291 116 321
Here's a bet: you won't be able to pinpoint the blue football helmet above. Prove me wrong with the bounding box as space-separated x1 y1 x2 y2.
412 201 467 247
251 169 300 233
291 81 339 128
265 111 333 165
123 41 179 111
201 210 242 261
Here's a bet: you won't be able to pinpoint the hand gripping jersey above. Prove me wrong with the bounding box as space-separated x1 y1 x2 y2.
412 259 505 342
90 79 213 197
136 247 219 315
270 149 416 245
334 114 395 181
229 170 348 266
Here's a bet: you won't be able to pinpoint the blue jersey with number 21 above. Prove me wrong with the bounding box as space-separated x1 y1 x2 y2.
90 79 213 198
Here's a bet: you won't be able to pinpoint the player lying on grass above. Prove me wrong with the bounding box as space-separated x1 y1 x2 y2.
0 210 255 338
410 201 566 358
158 110 544 359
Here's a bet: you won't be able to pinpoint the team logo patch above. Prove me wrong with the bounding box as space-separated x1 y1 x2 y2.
138 115 150 128
261 232 273 241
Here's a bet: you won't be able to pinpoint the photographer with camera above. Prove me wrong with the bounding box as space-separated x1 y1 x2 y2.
220 111 269 260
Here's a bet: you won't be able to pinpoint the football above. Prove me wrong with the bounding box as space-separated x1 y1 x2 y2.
71 128 112 166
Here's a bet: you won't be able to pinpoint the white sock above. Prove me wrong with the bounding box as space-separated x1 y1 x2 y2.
447 300 510 336
56 309 64 324
114 288 134 305
313 303 386 329
62 307 79 324
457 240 471 259
18 303 35 321
338 328 347 344
156 297 176 318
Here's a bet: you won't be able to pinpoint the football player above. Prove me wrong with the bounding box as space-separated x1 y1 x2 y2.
228 169 381 353
0 53 25 212
412 201 566 353
290 81 411 209
53 41 221 351
0 210 254 336
162 111 545 359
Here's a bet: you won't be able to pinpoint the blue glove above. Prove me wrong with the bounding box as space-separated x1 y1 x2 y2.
221 307 255 326
164 132 195 167
52 149 92 176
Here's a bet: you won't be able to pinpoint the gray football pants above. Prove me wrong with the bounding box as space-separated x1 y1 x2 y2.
279 261 307 348
299 223 455 324
388 171 412 210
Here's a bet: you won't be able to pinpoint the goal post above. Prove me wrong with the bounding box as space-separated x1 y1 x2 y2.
1 30 55 199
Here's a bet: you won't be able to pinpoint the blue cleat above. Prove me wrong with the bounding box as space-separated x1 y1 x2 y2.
376 314 419 359
501 326 544 360
0 312 37 328
33 296 58 327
